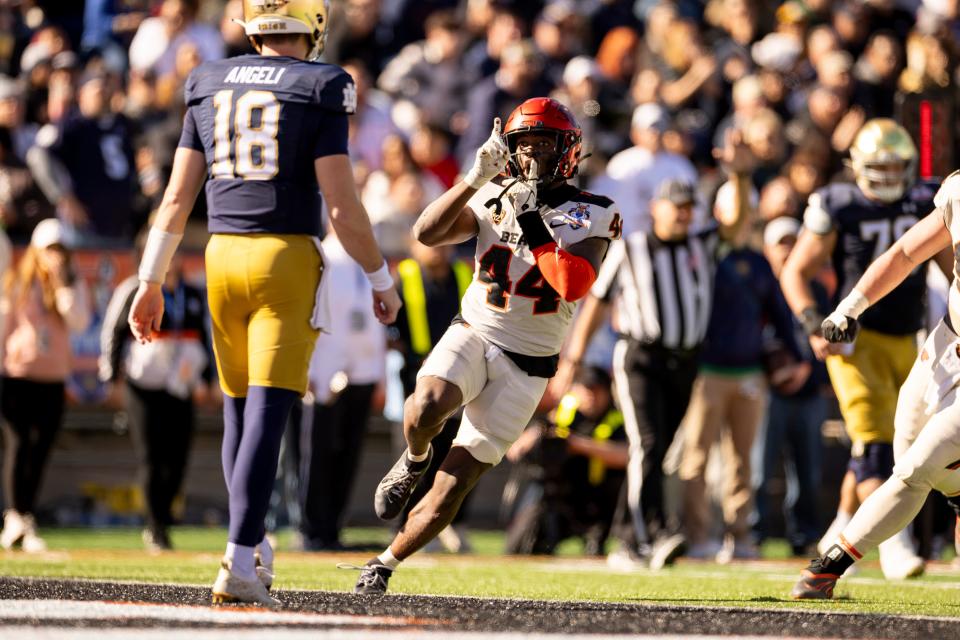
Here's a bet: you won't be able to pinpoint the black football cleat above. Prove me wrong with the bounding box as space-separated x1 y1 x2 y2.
791 557 840 600
374 447 433 520
354 560 393 595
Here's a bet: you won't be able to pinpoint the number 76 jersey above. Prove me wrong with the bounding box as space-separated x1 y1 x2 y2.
802 180 937 336
460 179 622 357
178 54 357 237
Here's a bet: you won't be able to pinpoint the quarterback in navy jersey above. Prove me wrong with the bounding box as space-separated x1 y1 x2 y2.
781 119 953 580
127 0 401 606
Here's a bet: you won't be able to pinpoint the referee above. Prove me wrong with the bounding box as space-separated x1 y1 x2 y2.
557 147 751 568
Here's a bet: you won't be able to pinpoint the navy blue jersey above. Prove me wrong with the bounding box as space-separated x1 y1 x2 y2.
803 180 938 335
179 55 355 236
42 112 137 238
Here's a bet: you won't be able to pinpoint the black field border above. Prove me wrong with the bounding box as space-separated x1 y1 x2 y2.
1 576 959 638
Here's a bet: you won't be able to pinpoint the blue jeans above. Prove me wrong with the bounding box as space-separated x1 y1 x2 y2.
755 392 826 550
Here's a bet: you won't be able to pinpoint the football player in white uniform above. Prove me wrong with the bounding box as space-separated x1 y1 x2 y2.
349 98 621 594
792 170 960 599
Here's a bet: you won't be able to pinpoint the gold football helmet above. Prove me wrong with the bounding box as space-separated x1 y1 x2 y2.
237 0 330 60
849 118 918 202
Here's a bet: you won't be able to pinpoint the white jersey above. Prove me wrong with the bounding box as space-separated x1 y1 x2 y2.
933 171 960 333
460 178 621 357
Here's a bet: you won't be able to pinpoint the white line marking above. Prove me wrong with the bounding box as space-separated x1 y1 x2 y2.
0 600 425 628
0 629 809 640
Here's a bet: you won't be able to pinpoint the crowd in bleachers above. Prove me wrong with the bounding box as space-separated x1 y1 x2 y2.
0 0 959 561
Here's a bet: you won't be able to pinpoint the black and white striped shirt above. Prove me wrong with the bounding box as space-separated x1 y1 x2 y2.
591 227 718 350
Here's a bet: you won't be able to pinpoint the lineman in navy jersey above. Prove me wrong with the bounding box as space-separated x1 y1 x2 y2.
127 0 401 606
781 119 953 580
351 98 619 595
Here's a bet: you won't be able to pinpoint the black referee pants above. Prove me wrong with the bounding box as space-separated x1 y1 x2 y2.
125 382 195 532
612 339 699 546
300 383 375 547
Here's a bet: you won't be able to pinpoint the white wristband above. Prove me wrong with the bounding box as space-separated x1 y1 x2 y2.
138 227 183 284
835 289 870 320
365 261 394 291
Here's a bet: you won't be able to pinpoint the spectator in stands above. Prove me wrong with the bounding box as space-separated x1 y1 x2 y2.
28 71 144 246
457 39 552 168
504 366 628 556
758 176 801 223
376 9 468 134
741 108 787 189
155 41 201 110
784 144 832 201
785 84 854 163
0 75 37 162
815 48 858 103
532 0 586 87
713 74 768 151
0 219 90 552
291 225 386 551
704 0 763 85
325 0 396 76
81 0 149 70
750 32 803 118
460 5 525 87
409 123 459 190
219 0 255 59
591 103 698 235
342 60 400 180
754 216 828 556
128 0 223 76
0 126 53 243
804 25 842 82
898 30 955 93
595 25 640 100
655 19 720 114
362 134 443 258
854 31 903 118
551 55 628 171
98 252 213 552
833 1 871 58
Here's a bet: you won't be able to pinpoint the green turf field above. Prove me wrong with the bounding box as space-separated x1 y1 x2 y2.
2 527 960 619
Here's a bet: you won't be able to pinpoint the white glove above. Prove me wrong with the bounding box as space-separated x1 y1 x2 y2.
464 117 509 189
510 160 538 214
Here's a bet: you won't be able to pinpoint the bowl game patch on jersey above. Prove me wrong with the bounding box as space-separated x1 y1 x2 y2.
549 203 592 231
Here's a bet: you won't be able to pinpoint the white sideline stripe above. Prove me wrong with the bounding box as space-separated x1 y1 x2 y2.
0 600 419 627
0 630 801 640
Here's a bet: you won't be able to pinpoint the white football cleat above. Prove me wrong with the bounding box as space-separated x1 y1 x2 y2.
212 559 280 607
878 528 925 580
20 514 47 553
0 510 25 550
255 555 274 591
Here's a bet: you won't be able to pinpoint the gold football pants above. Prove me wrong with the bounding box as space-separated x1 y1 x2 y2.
825 328 917 445
205 233 321 397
